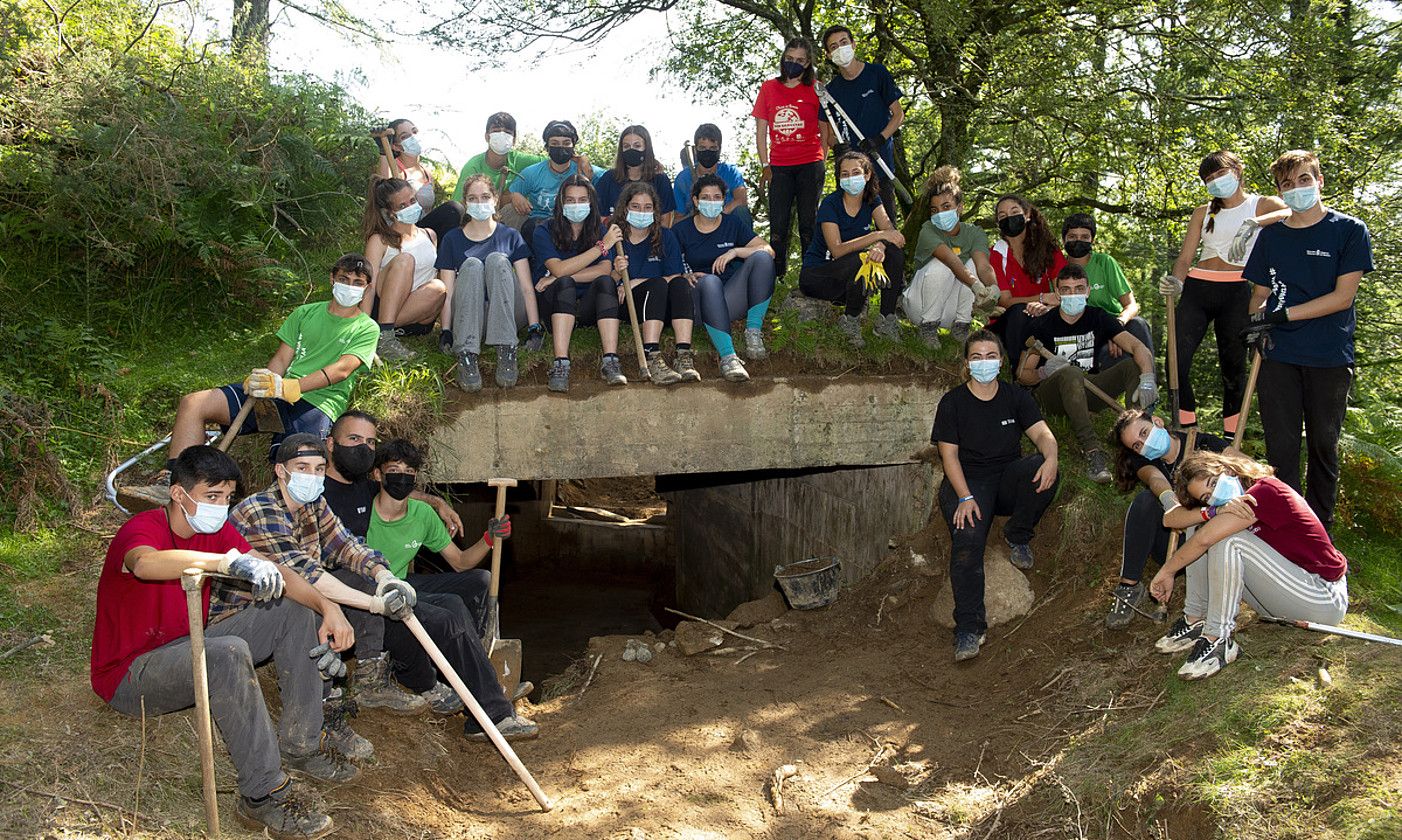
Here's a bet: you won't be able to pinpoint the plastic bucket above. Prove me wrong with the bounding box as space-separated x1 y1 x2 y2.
774 557 842 610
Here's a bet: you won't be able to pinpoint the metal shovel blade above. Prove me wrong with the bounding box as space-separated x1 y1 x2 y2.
489 637 523 701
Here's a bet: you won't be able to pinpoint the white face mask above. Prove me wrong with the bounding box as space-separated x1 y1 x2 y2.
282 468 325 505
488 131 514 155
332 282 366 307
465 201 495 221
176 487 228 534
399 135 422 156
830 44 856 67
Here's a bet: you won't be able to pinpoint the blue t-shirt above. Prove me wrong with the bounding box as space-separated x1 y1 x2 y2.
819 62 901 170
530 220 609 284
509 160 586 219
620 228 684 281
435 224 529 272
1242 209 1372 367
595 171 676 219
802 191 878 267
673 163 746 215
672 214 758 282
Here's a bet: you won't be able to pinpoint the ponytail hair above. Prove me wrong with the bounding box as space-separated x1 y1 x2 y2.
997 193 1058 284
362 177 413 250
1198 150 1243 234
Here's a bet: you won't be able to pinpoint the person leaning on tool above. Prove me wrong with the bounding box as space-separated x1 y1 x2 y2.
1148 450 1348 681
817 23 904 219
91 445 356 839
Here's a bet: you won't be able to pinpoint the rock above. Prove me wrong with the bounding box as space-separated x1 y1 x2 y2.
871 765 908 788
674 620 729 656
782 290 836 323
634 644 653 663
725 591 788 628
931 544 1034 629
622 643 637 662
730 728 761 753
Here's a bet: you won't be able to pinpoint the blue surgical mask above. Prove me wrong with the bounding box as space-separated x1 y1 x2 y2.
1281 185 1319 213
395 203 423 225
1059 294 1087 317
697 199 725 219
1205 172 1239 199
465 201 495 221
931 209 959 232
562 202 590 224
839 175 866 196
177 488 228 535
284 470 325 505
626 210 654 229
969 359 1001 383
399 135 422 156
1208 474 1243 506
1141 425 1171 461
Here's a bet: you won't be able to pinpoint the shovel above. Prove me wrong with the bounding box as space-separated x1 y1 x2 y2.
483 477 522 700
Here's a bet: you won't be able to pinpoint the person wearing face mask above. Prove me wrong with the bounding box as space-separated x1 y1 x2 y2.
452 112 543 229
596 125 676 226
673 174 776 381
1241 150 1373 534
931 330 1059 662
1162 150 1290 434
361 177 447 362
799 151 906 347
1017 263 1156 483
901 165 1000 348
613 180 697 384
372 118 465 241
506 119 595 229
817 24 904 220
1147 450 1348 680
752 37 825 278
1060 212 1153 370
988 194 1067 362
93 445 359 838
1104 410 1231 630
673 123 750 227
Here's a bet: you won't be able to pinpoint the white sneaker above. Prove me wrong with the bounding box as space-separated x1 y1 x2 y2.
1155 615 1204 654
1177 635 1239 680
719 354 750 382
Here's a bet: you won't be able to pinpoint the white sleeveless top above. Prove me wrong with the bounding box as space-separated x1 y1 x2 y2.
1198 194 1261 265
381 230 438 290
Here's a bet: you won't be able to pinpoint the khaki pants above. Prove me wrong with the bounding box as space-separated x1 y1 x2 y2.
1034 358 1138 451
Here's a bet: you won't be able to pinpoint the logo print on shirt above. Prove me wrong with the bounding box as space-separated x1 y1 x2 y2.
773 105 805 137
1267 267 1288 313
1305 249 1332 258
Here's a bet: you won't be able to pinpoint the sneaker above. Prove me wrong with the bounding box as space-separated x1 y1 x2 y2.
376 330 416 362
283 745 359 783
320 698 373 761
495 345 518 388
524 323 546 352
837 314 865 349
1086 449 1112 484
600 355 628 386
456 352 482 392
547 358 571 393
513 680 535 702
464 713 539 742
1155 615 1205 654
950 321 971 344
743 327 768 360
953 632 986 662
1007 541 1034 570
1106 582 1146 630
419 681 465 715
674 349 702 382
1177 635 1239 680
874 313 901 340
353 653 428 715
439 329 454 355
719 354 750 382
918 322 942 349
236 779 333 839
646 350 683 385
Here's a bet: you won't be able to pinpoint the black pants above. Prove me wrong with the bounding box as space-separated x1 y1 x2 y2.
767 161 824 277
1120 489 1170 583
991 303 1039 367
1174 278 1250 430
418 201 465 242
938 454 1059 636
797 248 906 316
1258 359 1352 532
539 275 621 327
630 276 694 323
408 569 492 635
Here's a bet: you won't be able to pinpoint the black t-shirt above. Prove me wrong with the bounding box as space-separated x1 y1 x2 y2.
321 475 378 540
1126 430 1230 485
1028 306 1126 374
932 382 1044 480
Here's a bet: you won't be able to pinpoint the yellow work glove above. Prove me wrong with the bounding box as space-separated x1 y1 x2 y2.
244 369 302 402
856 252 890 294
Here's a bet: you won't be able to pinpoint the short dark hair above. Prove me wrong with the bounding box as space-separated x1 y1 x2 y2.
694 123 722 145
373 438 425 471
1061 212 1096 240
691 173 728 202
485 112 517 135
330 410 380 437
273 433 327 465
331 253 372 282
1056 263 1089 283
820 24 853 51
543 119 578 144
171 445 243 492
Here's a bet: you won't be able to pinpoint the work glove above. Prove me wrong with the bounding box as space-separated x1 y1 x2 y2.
484 514 512 548
244 369 302 403
308 641 346 680
1158 489 1179 512
858 135 881 156
1036 354 1070 381
856 252 890 293
1158 273 1183 298
219 551 284 602
971 280 1001 310
1135 373 1159 409
1241 308 1287 352
372 571 416 620
1226 218 1261 265
524 323 545 352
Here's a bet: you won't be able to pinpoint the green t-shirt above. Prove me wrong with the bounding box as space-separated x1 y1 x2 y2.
912 220 990 271
1084 251 1131 316
366 498 452 578
453 150 546 201
274 302 379 421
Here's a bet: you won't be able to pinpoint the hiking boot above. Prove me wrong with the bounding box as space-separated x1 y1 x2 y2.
951 321 972 344
600 355 628 386
420 681 464 715
919 322 942 349
874 313 901 340
719 354 750 382
495 345 518 388
524 323 546 352
1177 635 1239 680
464 713 539 742
353 653 428 715
439 329 454 355
283 745 358 783
376 330 416 362
674 349 702 382
1006 540 1034 570
1106 582 1146 630
953 632 986 662
456 352 482 392
837 314 865 349
1086 449 1112 484
743 327 768 360
547 358 571 393
646 350 683 385
1155 615 1205 654
237 779 333 840
320 698 372 761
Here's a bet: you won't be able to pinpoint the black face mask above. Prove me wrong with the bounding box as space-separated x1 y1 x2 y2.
620 148 646 168
1064 240 1093 259
781 60 806 80
331 443 374 479
383 473 416 501
695 149 720 168
548 146 574 165
998 214 1027 238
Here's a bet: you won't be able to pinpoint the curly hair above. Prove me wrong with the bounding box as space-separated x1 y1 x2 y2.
1173 450 1274 508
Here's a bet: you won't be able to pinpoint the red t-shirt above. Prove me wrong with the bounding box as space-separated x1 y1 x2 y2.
1244 477 1348 581
991 240 1067 298
89 508 251 702
751 78 823 167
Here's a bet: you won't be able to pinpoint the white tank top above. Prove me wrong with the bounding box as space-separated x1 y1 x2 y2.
1198 194 1261 265
381 230 438 290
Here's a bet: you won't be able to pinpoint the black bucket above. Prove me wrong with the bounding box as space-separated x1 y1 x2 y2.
773 556 841 610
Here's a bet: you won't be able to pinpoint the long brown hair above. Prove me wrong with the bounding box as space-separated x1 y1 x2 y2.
1198 150 1243 234
779 36 816 86
835 151 882 208
1109 409 1154 493
996 193 1058 283
362 177 413 250
618 180 663 257
1173 450 1274 508
610 125 662 183
549 175 603 255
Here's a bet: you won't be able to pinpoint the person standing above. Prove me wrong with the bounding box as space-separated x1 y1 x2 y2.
752 37 825 278
451 112 543 229
818 24 904 220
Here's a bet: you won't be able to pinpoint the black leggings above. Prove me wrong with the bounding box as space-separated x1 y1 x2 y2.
1120 489 1171 583
630 277 694 323
417 201 465 241
798 248 906 316
1174 278 1250 430
768 160 824 277
539 275 620 327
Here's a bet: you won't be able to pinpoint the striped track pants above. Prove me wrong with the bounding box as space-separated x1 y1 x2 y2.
1184 531 1348 640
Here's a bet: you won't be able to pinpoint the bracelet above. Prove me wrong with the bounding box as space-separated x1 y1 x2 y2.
958 495 974 503
1201 506 1217 522
322 370 332 387
597 240 608 256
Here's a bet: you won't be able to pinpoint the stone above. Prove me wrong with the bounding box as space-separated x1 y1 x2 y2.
674 620 729 656
724 591 788 628
930 544 1034 629
782 290 836 323
730 728 761 753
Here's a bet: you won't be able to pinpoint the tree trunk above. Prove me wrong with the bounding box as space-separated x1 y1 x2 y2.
233 0 270 64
